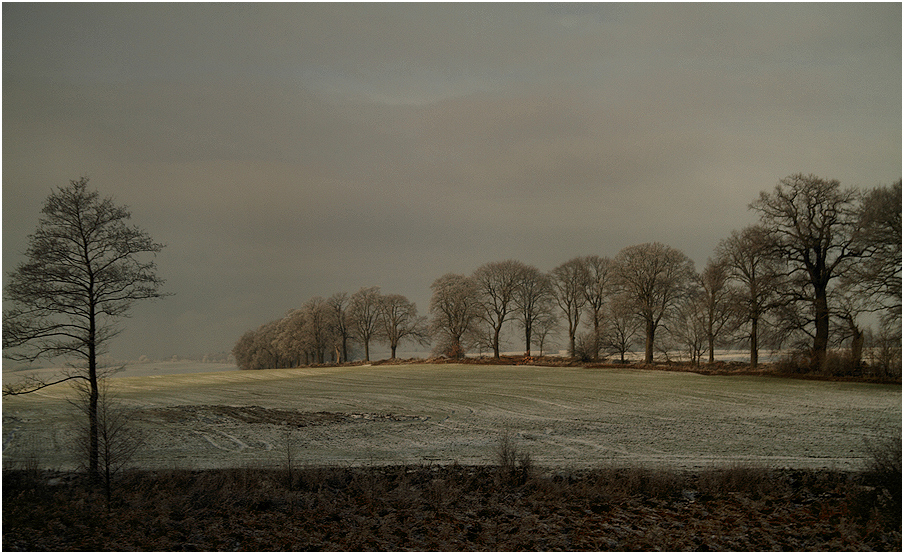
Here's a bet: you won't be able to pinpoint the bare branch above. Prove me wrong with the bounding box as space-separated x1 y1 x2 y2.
2 373 88 396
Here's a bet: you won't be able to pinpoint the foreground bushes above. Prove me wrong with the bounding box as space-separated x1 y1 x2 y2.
4 463 900 551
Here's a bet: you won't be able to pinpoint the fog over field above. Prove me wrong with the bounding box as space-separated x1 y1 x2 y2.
3 3 900 361
3 363 899 472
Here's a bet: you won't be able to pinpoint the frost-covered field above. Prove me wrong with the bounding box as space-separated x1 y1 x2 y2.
3 362 899 471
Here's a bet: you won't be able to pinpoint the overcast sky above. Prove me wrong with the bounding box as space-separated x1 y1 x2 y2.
3 3 901 361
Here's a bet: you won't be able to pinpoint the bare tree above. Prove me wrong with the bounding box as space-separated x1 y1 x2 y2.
832 180 901 371
3 177 167 478
326 292 354 362
302 296 336 364
864 325 902 380
473 260 526 358
833 288 869 369
428 273 481 358
550 257 588 357
513 265 555 356
377 293 428 359
232 321 281 370
602 293 642 363
614 242 696 364
582 255 614 360
715 225 781 367
668 284 708 365
532 312 559 356
71 379 144 504
348 287 382 362
846 180 902 327
279 309 313 366
699 258 736 363
232 329 259 371
750 173 865 371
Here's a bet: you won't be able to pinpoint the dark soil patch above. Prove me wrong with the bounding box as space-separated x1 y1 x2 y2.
4 464 900 551
137 405 428 427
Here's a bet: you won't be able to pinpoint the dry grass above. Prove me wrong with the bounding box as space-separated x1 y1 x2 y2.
4 461 900 551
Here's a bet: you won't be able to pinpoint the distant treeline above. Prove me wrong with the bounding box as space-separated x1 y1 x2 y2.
233 174 901 378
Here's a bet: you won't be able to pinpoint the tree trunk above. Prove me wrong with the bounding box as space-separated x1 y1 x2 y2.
493 326 501 358
524 323 532 357
364 340 370 362
390 344 397 359
813 288 830 371
750 316 759 368
569 334 576 358
592 318 601 361
88 309 99 478
848 319 864 369
644 319 655 364
708 334 715 364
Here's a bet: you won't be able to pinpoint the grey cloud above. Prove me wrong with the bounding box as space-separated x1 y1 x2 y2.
3 3 899 360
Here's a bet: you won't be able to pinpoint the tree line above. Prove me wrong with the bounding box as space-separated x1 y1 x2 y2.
234 173 901 377
231 288 430 370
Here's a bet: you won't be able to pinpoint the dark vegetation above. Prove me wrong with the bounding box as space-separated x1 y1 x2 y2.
281 354 903 385
5 456 900 551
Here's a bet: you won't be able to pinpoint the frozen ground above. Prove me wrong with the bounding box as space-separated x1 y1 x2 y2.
2 362 899 472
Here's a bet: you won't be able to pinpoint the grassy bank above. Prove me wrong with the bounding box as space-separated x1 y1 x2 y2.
4 460 900 551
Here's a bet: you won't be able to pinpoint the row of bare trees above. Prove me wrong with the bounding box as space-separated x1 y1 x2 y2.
428 245 697 364
429 261 559 359
231 288 428 370
233 173 900 375
660 174 900 374
425 175 900 373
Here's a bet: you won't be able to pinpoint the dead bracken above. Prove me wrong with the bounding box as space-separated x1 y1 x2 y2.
3 463 900 551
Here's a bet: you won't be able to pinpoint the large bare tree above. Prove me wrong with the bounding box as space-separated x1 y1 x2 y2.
3 178 167 477
513 265 555 356
715 225 781 367
750 173 865 371
348 286 382 362
428 273 481 358
614 242 696 364
377 293 428 359
550 257 588 357
472 260 526 358
846 180 902 327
